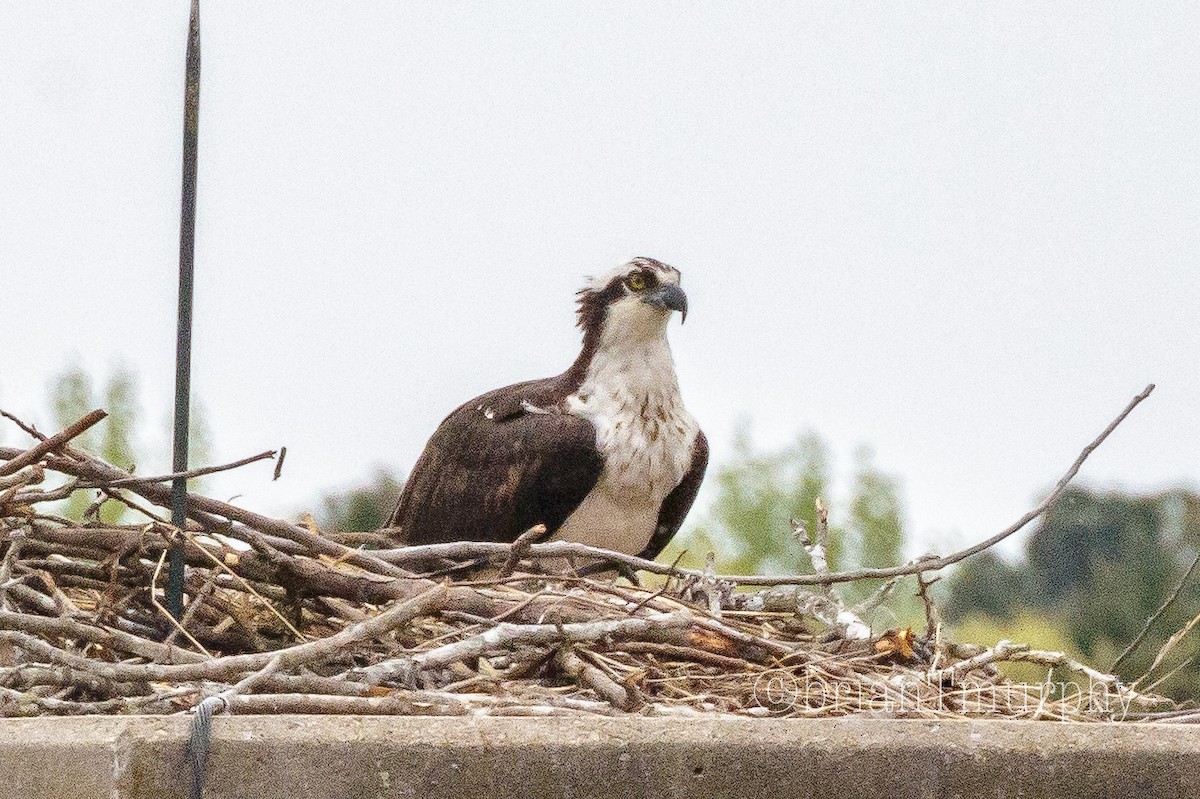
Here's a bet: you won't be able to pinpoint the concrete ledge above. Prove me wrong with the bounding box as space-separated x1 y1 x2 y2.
1 716 1197 798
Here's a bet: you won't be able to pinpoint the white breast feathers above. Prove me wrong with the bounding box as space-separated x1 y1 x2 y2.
558 335 699 554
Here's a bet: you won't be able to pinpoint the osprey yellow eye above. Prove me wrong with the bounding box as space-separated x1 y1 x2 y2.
627 273 646 291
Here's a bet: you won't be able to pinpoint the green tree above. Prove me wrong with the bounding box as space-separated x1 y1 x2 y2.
944 550 1029 621
668 427 839 575
317 468 404 532
947 486 1200 697
46 362 212 523
1030 489 1179 660
50 363 133 521
667 427 909 585
180 397 214 490
843 445 906 603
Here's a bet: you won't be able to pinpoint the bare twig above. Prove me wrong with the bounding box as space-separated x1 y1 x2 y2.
1141 654 1199 695
94 449 276 488
916 572 944 641
1011 650 1143 697
0 409 107 477
555 647 640 710
0 410 47 441
1 375 1149 596
0 683 191 717
0 608 208 663
499 524 547 577
0 464 45 491
0 533 23 609
43 444 419 581
1137 606 1200 687
0 387 1167 722
929 639 1030 683
1112 548 1200 673
851 577 901 617
178 528 306 641
150 549 212 657
802 498 832 591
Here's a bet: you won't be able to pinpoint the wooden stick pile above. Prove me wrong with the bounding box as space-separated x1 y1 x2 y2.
0 396 1171 721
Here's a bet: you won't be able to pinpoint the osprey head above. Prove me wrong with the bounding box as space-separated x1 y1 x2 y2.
576 258 688 343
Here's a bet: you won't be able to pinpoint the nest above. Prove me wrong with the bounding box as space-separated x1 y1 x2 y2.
0 402 1174 722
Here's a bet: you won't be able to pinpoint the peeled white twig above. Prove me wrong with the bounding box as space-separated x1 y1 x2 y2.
929 639 1030 683
798 499 832 594
792 498 870 640
929 640 1150 708
1011 649 1135 694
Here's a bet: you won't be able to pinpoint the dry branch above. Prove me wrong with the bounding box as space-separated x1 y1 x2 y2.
0 409 106 477
87 449 277 488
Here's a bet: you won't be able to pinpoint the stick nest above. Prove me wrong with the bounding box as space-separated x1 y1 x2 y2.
0 407 1170 722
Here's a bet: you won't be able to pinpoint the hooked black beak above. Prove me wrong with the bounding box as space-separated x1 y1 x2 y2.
643 283 688 323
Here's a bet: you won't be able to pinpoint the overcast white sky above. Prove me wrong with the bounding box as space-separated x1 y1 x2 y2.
1 3 1197 557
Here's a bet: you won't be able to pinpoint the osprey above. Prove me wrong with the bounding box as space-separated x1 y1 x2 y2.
387 257 707 562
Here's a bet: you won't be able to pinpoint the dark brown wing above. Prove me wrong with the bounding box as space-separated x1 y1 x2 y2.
638 429 709 561
388 379 602 545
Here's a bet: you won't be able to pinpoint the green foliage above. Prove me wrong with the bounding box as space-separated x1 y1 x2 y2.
950 610 1084 688
49 363 128 522
844 445 906 603
668 426 840 575
50 365 95 452
666 427 909 582
1027 490 1169 612
99 365 139 471
183 398 213 489
847 446 904 567
44 362 212 523
663 427 920 628
943 551 1029 621
317 468 404 532
948 486 1200 699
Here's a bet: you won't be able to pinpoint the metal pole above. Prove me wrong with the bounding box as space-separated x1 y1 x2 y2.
168 0 201 619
